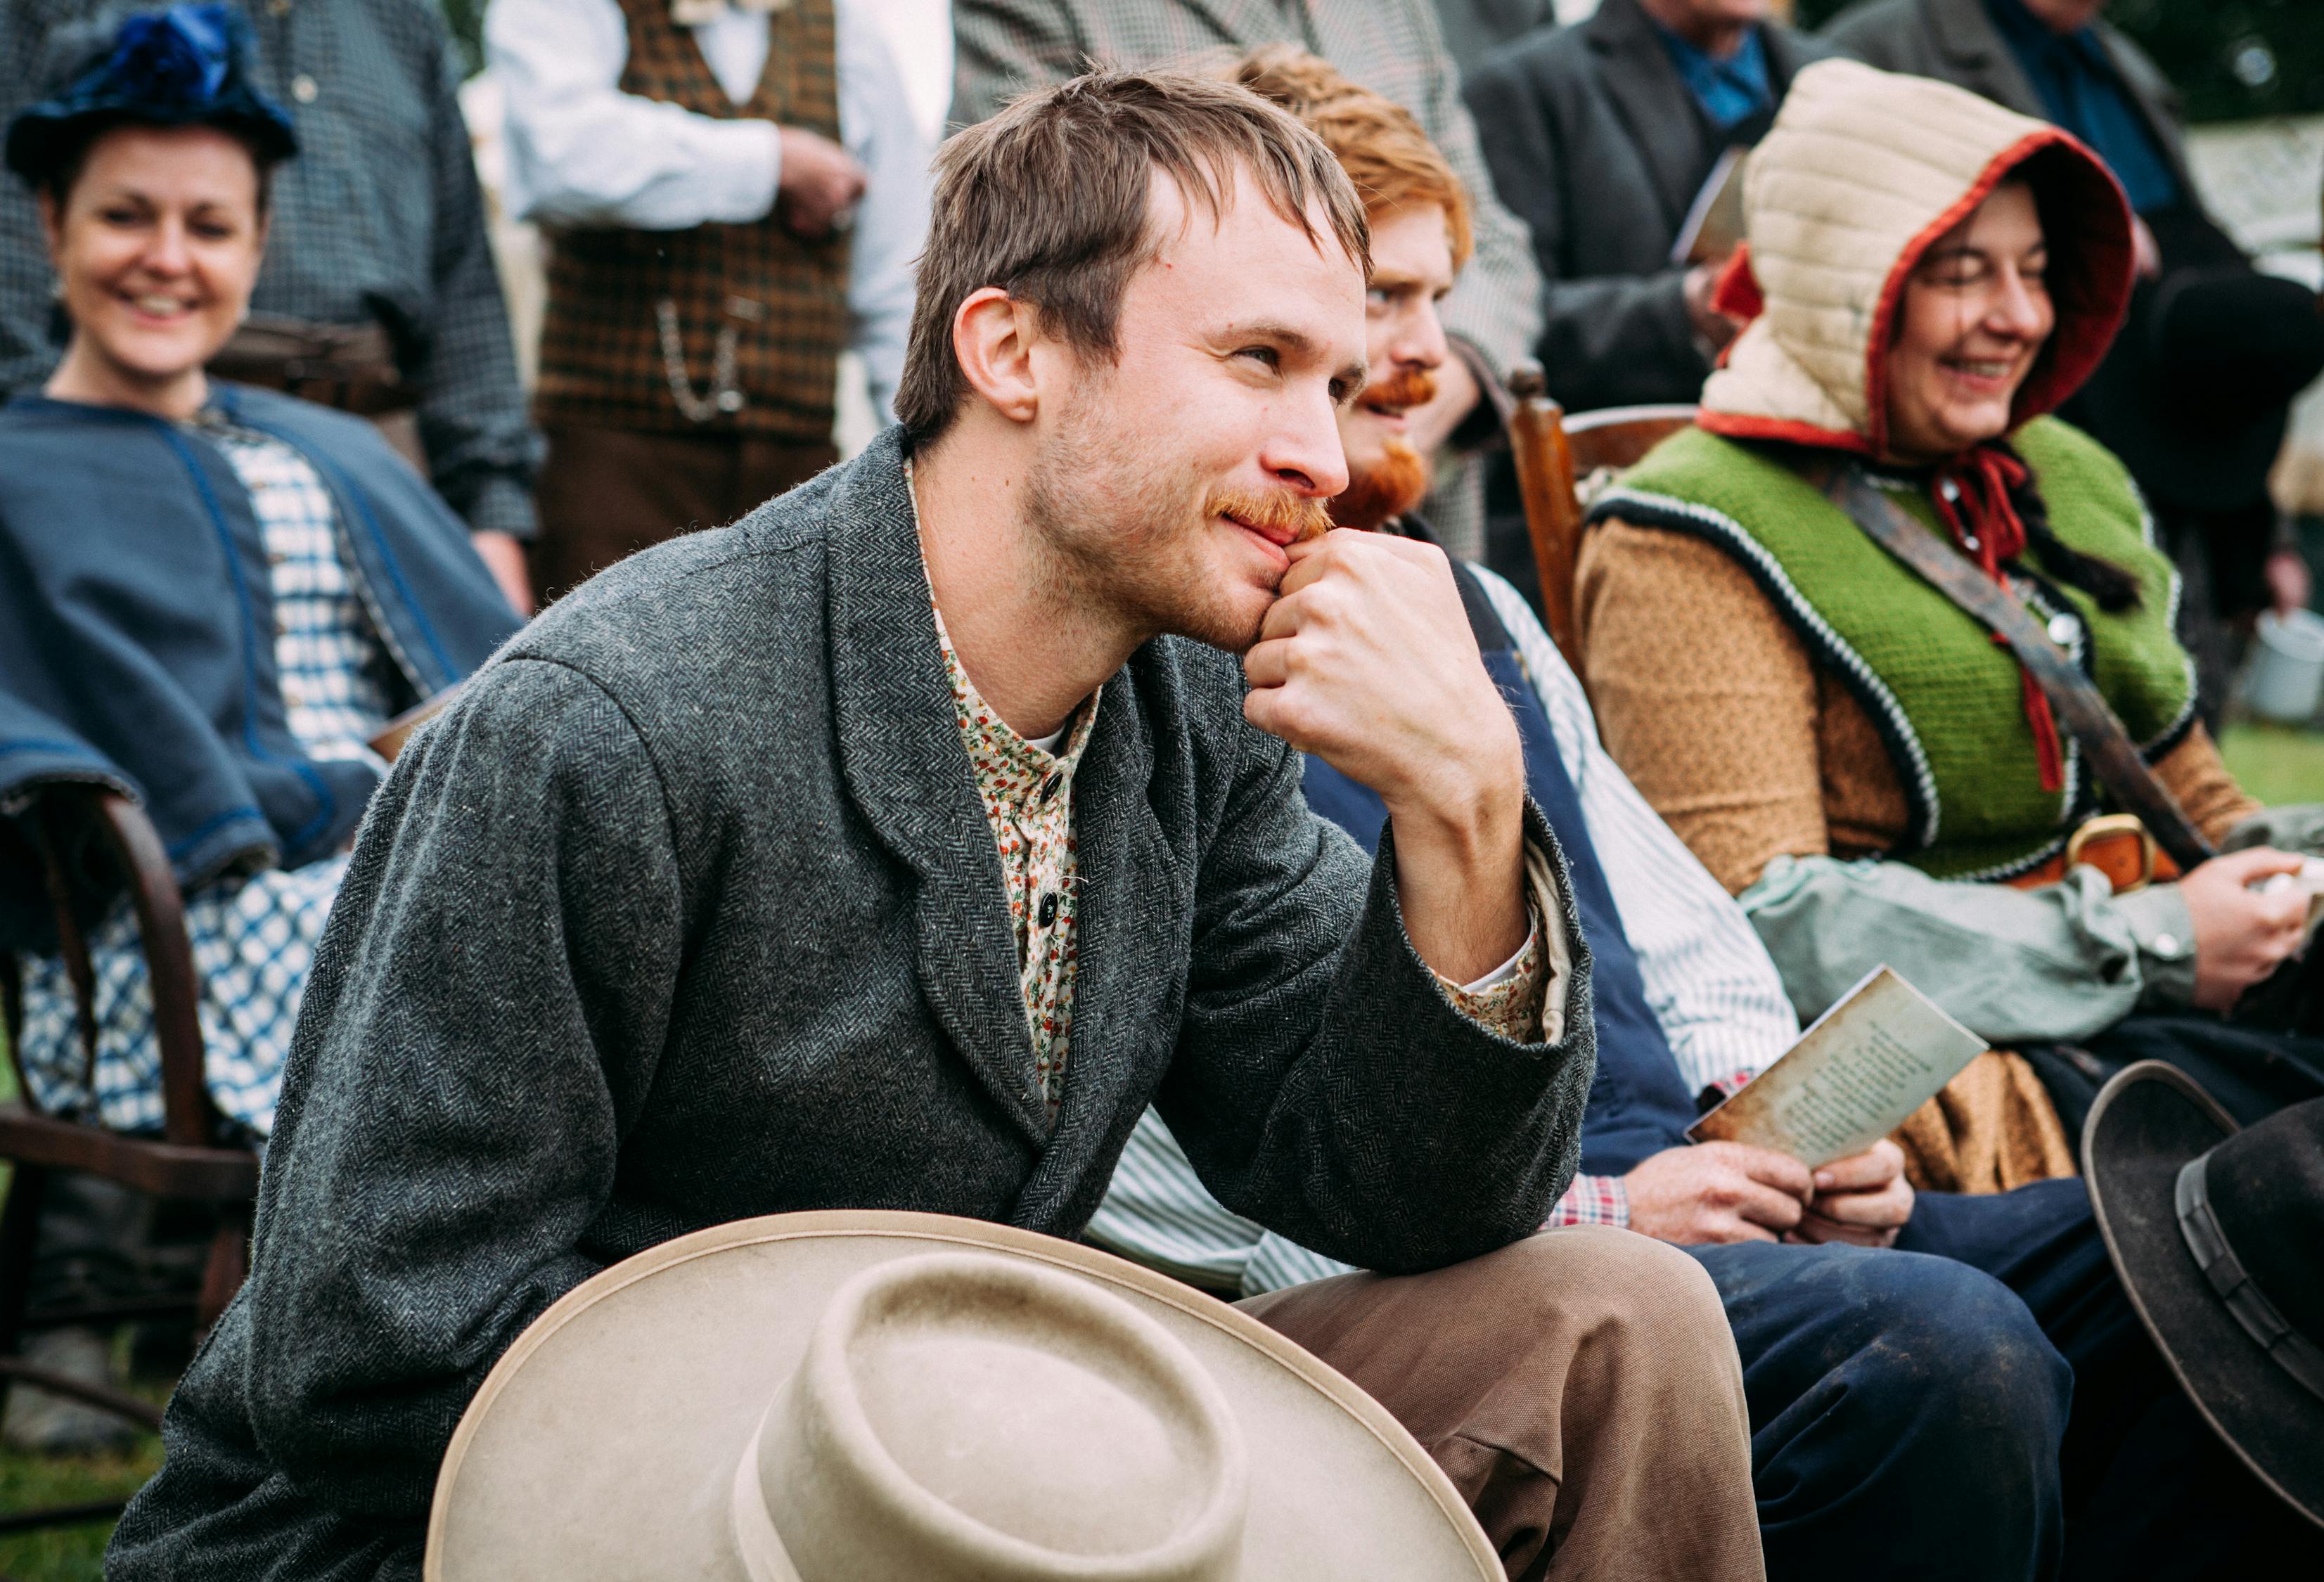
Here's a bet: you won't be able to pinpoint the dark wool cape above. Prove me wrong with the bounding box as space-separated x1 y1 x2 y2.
108 429 1595 1580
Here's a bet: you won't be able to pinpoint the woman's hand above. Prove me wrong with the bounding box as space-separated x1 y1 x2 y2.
2180 847 2312 1012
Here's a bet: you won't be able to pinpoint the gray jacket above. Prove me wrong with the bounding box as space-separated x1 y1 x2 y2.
108 430 1593 1581
1465 0 1829 413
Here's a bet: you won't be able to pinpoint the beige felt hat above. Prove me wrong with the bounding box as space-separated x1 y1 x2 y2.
425 1211 1500 1581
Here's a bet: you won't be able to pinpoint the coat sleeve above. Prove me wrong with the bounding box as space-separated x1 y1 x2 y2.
168 657 683 1560
1463 52 1705 412
1154 719 1593 1277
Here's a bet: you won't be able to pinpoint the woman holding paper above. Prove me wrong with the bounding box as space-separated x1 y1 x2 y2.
1575 59 2322 1187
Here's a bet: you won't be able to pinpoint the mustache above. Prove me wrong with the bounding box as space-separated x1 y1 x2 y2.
1207 485 1333 544
1357 367 1437 413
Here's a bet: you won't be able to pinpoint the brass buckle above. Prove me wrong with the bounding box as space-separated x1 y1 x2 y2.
2066 813 2159 894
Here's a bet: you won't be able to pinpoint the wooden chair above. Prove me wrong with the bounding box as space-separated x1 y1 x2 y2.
1506 360 1696 675
0 784 259 1537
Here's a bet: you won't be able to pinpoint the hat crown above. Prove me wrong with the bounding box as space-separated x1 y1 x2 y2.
2203 1100 2324 1346
740 1251 1249 1581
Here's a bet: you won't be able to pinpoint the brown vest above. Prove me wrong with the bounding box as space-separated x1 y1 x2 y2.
534 0 851 440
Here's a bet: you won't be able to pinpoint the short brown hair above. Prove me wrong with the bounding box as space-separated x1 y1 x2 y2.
894 67 1370 447
1224 46 1472 271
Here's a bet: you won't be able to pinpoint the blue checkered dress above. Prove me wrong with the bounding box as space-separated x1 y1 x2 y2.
14 416 402 1140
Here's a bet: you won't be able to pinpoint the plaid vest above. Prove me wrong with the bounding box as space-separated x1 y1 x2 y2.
534 0 851 440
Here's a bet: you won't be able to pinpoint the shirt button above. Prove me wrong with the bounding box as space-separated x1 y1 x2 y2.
291 73 319 103
2151 932 2183 960
1036 892 1059 929
1039 771 1063 804
2046 613 2077 645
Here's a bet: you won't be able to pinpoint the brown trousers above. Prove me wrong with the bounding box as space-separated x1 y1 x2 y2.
532 422 837 605
1240 1226 1762 1582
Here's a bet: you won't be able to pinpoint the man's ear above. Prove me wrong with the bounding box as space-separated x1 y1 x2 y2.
951 286 1042 425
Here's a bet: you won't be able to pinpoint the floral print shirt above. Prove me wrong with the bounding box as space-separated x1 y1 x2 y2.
913 468 1555 1131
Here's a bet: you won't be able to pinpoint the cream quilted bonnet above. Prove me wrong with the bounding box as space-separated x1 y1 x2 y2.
1698 58 2135 457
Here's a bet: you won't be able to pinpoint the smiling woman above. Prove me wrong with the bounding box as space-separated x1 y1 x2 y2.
1573 58 2324 1193
0 6 520 1164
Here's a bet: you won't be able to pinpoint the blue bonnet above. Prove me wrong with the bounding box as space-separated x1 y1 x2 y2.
5 4 298 188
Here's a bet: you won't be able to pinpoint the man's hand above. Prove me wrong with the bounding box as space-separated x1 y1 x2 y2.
1243 530 1527 982
1683 262 1743 353
471 529 534 617
1790 1138 1914 1248
775 126 866 239
1625 1142 1812 1244
2181 847 2312 1012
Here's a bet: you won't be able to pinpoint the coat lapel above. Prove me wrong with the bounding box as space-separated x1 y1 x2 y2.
1006 662 1178 1226
1586 0 1718 233
823 434 1048 1143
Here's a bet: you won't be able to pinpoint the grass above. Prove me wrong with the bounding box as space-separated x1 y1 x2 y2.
0 1436 162 1581
0 1046 165 1581
2216 720 2324 806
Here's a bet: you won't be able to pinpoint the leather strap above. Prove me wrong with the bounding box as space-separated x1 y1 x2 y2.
1813 461 2214 873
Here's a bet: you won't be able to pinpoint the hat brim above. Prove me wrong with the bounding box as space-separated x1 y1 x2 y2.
423 1211 1502 1580
2083 1062 2324 1529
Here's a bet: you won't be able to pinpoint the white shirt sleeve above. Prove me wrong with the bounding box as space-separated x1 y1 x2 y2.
836 1 929 423
489 0 782 230
1470 565 1802 1093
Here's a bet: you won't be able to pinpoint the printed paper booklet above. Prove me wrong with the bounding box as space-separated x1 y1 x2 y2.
1688 965 1987 1166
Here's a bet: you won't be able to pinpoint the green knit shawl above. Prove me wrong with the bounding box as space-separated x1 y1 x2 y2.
1591 417 2196 880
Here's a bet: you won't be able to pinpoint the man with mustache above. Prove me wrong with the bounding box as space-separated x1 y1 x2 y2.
108 67 1762 1582
1091 48 2316 1581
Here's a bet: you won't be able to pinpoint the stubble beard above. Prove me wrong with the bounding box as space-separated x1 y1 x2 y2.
1022 393 1280 657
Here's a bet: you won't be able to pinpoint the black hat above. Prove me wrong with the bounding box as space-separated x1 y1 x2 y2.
2083 1062 2324 1530
5 4 297 189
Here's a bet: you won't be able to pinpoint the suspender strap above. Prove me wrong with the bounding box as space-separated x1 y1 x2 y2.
1811 460 2215 873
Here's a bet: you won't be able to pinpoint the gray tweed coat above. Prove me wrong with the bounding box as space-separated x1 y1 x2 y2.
108 430 1594 1580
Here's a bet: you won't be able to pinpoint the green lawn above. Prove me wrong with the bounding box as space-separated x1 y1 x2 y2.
0 1052 162 1581
2217 721 2324 805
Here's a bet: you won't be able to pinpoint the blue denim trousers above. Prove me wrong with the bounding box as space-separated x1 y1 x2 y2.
1691 1177 2321 1581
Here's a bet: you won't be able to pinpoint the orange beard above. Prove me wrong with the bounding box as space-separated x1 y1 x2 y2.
1207 484 1334 544
1329 436 1432 534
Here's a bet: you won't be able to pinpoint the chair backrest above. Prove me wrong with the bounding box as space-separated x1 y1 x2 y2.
1 785 217 1149
1506 361 1695 674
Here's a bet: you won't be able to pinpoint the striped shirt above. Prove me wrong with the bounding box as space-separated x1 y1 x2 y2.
14 417 400 1139
1084 561 1800 1296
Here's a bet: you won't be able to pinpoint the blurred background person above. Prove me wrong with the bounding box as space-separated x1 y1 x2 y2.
489 0 928 603
0 0 541 615
951 0 1542 562
1464 0 1828 610
1468 0 1828 415
1826 0 2324 726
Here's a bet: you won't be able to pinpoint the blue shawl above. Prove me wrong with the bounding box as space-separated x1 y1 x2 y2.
0 383 520 951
